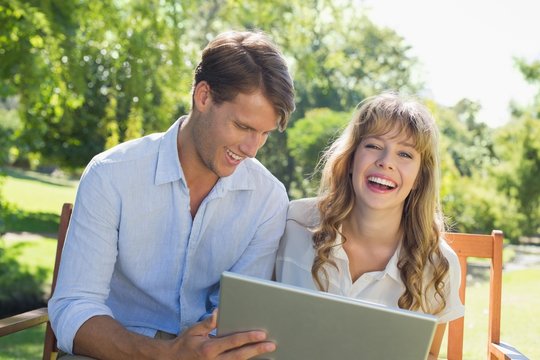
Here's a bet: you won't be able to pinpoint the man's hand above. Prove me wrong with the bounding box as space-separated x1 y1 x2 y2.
167 310 276 359
73 311 275 360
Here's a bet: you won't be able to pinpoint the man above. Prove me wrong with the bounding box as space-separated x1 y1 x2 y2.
49 30 295 359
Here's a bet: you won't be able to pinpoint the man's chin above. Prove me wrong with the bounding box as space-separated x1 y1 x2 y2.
217 164 241 178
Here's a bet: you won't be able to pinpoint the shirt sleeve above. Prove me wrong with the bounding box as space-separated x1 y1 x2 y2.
48 159 120 354
436 242 465 324
275 224 318 290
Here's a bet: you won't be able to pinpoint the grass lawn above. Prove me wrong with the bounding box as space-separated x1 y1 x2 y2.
0 324 46 360
1 237 58 286
1 167 77 233
0 238 56 360
1 167 78 214
439 267 540 359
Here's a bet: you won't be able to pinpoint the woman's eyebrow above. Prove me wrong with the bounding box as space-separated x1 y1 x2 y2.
365 135 416 148
398 141 416 148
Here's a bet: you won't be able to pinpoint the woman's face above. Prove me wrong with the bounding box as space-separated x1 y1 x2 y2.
350 128 421 215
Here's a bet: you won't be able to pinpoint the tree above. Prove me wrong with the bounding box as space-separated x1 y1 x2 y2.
206 0 421 192
426 99 522 241
286 108 350 197
1 0 195 168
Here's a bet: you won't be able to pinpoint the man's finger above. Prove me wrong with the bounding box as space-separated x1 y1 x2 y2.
184 314 216 337
209 330 269 355
221 340 276 360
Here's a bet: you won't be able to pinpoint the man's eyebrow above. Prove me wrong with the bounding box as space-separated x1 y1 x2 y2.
235 118 278 133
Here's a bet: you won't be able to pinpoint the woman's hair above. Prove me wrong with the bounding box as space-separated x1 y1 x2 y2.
312 91 449 315
193 30 295 131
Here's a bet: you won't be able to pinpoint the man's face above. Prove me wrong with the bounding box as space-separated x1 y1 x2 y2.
191 87 279 178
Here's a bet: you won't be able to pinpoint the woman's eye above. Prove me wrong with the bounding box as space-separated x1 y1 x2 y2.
365 143 381 150
399 152 413 159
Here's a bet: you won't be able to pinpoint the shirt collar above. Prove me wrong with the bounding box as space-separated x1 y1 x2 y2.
332 231 402 282
154 116 255 193
155 118 184 186
217 160 255 192
384 246 402 281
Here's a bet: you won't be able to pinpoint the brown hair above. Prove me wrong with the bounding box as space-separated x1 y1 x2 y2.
193 31 295 131
312 92 449 315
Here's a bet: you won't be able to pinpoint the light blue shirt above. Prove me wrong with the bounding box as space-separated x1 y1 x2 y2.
48 119 289 354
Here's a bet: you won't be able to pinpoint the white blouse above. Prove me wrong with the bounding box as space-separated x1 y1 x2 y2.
275 198 465 324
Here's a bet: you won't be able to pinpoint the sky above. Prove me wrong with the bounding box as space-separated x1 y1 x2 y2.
360 0 540 127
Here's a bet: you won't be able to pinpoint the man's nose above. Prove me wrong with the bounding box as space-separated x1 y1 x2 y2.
239 132 264 158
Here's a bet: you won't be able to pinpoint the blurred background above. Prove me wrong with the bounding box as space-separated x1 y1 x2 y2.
1 0 539 358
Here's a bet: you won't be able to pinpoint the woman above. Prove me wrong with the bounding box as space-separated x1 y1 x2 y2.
275 92 464 359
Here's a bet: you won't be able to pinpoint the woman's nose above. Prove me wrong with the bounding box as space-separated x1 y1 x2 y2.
376 153 394 170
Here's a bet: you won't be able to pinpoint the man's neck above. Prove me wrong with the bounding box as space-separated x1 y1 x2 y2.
177 116 219 218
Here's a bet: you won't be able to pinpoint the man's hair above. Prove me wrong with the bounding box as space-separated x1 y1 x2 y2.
193 30 295 131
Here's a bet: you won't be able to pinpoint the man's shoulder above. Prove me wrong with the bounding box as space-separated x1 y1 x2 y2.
241 158 287 193
92 132 163 166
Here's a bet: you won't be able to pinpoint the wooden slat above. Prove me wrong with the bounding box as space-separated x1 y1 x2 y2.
0 308 48 336
488 231 503 351
490 342 530 360
50 203 72 295
444 232 494 258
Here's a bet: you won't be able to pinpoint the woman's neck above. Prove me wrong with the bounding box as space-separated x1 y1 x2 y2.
340 205 403 281
342 204 403 247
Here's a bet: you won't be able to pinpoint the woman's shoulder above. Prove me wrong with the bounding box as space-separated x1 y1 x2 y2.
287 197 320 227
439 237 460 264
278 198 319 260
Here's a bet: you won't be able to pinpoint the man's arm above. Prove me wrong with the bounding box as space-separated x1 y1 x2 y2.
48 160 121 353
73 312 275 360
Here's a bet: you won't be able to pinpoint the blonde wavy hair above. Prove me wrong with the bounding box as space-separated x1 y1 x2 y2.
311 92 449 315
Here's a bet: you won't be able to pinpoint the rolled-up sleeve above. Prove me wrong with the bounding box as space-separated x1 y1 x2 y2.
48 159 120 354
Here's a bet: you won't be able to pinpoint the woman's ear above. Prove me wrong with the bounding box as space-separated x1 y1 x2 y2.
193 81 212 112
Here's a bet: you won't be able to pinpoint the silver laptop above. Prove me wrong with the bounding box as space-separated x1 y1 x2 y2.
217 271 437 360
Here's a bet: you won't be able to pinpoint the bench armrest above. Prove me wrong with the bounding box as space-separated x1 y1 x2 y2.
490 341 529 360
0 307 49 336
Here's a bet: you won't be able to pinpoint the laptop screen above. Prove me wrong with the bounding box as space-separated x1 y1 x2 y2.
217 271 437 360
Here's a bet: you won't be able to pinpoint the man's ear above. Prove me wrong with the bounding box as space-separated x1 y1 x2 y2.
193 81 212 112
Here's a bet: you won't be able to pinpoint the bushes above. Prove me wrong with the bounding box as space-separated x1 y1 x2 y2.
0 244 48 318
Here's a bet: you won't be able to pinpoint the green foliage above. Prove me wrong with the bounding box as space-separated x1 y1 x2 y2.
494 117 540 236
2 0 540 240
0 100 21 166
286 108 350 197
0 243 47 317
210 1 420 191
1 0 192 168
423 99 527 242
